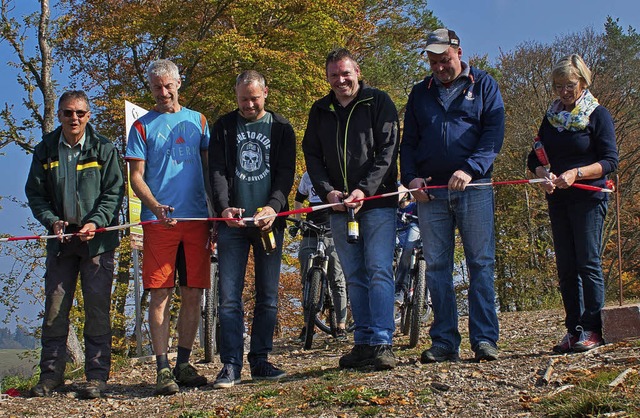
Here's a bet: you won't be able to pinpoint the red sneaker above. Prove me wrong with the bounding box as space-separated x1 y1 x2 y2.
573 329 604 352
552 332 579 354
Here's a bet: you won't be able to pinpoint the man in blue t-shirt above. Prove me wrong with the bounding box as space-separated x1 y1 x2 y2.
209 70 296 389
125 59 210 395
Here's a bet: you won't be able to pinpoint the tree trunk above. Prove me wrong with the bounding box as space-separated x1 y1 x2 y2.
65 324 84 365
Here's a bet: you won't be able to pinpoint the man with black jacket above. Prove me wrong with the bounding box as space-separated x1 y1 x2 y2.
209 70 296 388
302 49 400 371
25 90 124 399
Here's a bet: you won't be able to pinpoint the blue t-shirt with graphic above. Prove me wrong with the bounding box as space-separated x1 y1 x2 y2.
125 107 210 221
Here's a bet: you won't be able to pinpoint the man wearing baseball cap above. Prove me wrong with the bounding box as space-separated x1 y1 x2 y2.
400 28 505 363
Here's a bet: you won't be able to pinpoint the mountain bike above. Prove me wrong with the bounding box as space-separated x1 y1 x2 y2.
395 214 432 348
287 217 353 350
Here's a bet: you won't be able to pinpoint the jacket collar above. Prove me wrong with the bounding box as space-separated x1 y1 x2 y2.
43 123 98 153
318 81 373 111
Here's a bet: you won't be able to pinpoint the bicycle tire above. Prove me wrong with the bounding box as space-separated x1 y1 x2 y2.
400 304 410 335
304 270 323 349
203 259 218 362
314 284 335 335
409 259 427 348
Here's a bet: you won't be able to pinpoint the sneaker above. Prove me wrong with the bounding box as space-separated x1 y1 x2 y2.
573 328 604 352
172 363 207 387
474 341 499 362
30 378 63 397
79 379 106 400
213 364 241 389
155 367 179 396
552 332 579 354
250 361 286 381
420 345 460 363
335 328 348 342
373 345 396 370
339 344 375 369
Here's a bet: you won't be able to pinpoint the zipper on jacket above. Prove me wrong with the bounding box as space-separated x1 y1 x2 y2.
338 96 374 194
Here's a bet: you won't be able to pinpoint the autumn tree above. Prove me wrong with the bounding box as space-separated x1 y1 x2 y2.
52 0 439 340
494 18 640 310
0 0 86 362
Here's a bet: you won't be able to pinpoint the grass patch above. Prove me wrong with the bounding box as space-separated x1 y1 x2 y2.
539 386 629 417
538 368 640 417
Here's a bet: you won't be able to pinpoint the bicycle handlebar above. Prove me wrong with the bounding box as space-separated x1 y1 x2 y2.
285 216 329 236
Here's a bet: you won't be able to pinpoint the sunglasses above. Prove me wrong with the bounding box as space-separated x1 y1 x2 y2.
61 109 89 118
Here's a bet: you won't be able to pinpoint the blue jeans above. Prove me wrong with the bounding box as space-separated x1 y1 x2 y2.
217 223 284 369
548 198 607 334
417 182 499 352
395 223 421 293
331 207 395 346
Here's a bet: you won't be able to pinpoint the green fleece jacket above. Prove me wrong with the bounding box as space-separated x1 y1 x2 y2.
25 123 125 256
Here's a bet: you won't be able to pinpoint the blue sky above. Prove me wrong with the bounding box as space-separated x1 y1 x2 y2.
428 0 640 61
1 1 640 326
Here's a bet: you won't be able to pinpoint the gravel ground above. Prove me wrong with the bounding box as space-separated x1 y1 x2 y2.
2 309 639 417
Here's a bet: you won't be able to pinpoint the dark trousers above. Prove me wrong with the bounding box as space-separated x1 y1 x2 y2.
548 198 607 334
39 237 114 382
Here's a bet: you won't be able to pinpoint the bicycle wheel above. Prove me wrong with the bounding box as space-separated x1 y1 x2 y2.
400 299 411 335
314 284 335 335
422 286 433 324
203 259 218 362
304 269 323 350
409 259 427 348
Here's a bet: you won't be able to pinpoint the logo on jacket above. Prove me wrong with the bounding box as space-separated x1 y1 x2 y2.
175 137 186 144
465 90 475 101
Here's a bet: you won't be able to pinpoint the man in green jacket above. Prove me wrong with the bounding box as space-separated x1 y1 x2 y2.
25 90 124 399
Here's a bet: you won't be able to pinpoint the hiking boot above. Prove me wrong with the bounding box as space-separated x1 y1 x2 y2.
30 378 63 397
155 367 179 396
552 332 579 354
474 341 499 362
339 344 375 369
334 328 348 342
79 379 106 400
173 363 207 387
420 345 459 364
250 361 286 381
213 364 241 389
573 329 604 352
373 345 396 370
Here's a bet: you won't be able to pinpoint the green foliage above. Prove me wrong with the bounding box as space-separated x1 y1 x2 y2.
539 385 634 418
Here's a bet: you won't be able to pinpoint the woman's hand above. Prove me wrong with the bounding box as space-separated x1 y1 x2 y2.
553 168 577 190
535 166 556 194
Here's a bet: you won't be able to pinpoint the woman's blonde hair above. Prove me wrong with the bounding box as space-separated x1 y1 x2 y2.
552 54 592 87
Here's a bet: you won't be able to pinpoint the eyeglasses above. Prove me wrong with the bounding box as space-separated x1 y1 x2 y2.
554 82 579 92
61 109 89 118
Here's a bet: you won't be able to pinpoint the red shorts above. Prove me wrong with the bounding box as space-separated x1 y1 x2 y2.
142 221 211 289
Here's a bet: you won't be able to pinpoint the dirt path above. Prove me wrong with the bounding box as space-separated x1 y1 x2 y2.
2 309 638 417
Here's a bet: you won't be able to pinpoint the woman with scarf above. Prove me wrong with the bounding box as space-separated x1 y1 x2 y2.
527 54 618 353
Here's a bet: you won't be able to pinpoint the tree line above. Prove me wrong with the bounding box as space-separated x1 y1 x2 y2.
0 325 37 349
1 1 638 356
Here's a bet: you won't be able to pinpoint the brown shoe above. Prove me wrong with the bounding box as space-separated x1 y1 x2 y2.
30 379 63 397
80 380 106 399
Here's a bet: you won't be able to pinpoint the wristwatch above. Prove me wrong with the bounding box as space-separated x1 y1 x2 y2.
576 167 584 179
